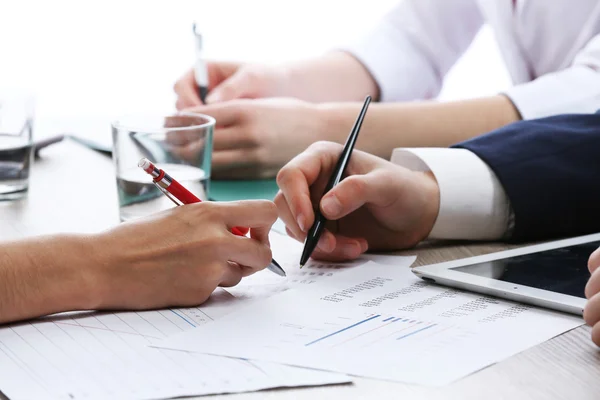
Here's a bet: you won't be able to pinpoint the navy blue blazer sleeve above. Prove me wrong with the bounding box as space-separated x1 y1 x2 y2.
453 111 600 242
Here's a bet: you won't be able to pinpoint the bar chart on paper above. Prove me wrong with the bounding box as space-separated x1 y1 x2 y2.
302 313 468 353
159 262 582 386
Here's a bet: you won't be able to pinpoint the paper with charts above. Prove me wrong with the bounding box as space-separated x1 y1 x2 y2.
0 288 349 400
158 261 583 386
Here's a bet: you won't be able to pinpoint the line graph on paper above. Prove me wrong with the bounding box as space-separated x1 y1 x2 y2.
254 310 475 361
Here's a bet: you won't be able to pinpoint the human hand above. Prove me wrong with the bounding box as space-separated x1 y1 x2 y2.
584 247 600 345
187 98 327 179
174 62 291 109
89 200 277 310
274 142 440 262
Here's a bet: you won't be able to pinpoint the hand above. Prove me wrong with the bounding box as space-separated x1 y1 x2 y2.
584 248 600 345
187 98 327 179
88 200 278 310
274 142 440 262
174 62 291 109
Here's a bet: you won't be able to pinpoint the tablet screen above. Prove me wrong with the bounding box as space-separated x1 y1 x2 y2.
450 241 599 298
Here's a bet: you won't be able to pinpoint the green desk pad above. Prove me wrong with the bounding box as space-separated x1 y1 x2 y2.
209 179 279 201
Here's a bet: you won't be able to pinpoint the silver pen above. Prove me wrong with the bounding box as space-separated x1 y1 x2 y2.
192 23 209 103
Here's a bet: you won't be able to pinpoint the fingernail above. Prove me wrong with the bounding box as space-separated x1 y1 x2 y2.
205 91 221 104
297 214 306 232
321 195 342 216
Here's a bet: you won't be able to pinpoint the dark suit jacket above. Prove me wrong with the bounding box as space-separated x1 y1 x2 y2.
454 111 600 242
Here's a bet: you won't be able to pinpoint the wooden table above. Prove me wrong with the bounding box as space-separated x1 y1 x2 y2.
1 140 599 400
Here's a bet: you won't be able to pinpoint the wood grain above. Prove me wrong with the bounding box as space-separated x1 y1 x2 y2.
1 141 596 400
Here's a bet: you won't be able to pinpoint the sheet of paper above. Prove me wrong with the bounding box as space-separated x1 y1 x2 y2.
159 261 583 386
225 232 416 306
0 289 350 400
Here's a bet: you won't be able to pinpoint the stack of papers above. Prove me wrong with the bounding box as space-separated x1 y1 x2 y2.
0 232 584 398
158 261 583 386
0 293 349 399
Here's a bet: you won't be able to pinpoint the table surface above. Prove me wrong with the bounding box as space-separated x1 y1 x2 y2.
1 140 598 400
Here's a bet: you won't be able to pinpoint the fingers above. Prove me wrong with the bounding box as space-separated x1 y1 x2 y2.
276 142 341 233
589 247 600 273
215 200 278 231
274 191 303 240
225 234 273 272
310 233 369 262
211 149 260 171
186 103 243 127
320 170 399 220
219 261 244 287
586 269 600 299
592 322 600 347
584 291 600 327
206 71 252 103
174 69 202 110
205 66 269 103
212 127 258 151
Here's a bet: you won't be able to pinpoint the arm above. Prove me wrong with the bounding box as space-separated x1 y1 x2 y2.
0 235 97 323
0 201 277 324
504 35 600 119
321 95 521 158
175 0 483 107
455 111 600 241
278 0 483 102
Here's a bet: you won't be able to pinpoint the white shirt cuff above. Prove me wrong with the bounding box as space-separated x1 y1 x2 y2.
391 148 512 240
504 66 600 120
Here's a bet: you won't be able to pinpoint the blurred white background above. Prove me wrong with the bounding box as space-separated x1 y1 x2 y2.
0 0 511 137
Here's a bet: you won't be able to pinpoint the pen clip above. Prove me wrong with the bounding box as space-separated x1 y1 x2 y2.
152 181 183 207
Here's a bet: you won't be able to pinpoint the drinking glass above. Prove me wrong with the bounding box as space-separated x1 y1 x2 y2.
0 93 34 201
112 112 214 221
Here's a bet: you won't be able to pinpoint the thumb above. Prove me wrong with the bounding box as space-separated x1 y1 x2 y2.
206 71 256 103
319 171 396 220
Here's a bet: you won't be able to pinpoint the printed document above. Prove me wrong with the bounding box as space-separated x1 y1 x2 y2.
159 262 583 386
0 289 349 400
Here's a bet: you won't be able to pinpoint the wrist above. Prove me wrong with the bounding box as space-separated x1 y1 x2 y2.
71 233 115 310
417 171 441 240
315 103 357 144
38 234 105 312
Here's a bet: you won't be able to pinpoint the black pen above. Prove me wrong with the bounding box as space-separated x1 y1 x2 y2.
192 23 209 103
299 95 372 267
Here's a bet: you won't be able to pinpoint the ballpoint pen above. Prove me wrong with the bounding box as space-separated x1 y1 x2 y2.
192 22 209 103
138 158 286 277
299 95 372 267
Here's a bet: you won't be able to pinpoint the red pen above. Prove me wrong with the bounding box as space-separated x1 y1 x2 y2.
138 158 286 277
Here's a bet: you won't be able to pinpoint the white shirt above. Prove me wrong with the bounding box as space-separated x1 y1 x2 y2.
391 148 513 241
345 0 600 119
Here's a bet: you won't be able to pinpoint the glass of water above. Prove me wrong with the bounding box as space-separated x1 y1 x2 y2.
112 112 214 221
0 93 34 201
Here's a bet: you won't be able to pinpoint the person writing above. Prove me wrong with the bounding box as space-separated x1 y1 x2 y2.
274 111 600 343
174 0 600 178
0 200 277 324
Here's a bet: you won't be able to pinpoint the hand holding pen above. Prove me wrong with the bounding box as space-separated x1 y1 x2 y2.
139 159 286 277
274 95 441 263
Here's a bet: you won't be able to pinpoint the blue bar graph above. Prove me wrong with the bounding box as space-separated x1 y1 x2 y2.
396 324 436 340
170 309 196 327
305 315 381 346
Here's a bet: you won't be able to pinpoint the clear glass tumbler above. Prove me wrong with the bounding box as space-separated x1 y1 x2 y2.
112 112 214 221
0 93 34 201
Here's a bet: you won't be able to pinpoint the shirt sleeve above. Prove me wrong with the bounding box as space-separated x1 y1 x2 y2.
390 148 514 240
504 35 600 119
340 0 483 102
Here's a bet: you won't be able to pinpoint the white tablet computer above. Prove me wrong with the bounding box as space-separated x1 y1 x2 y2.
411 233 600 315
